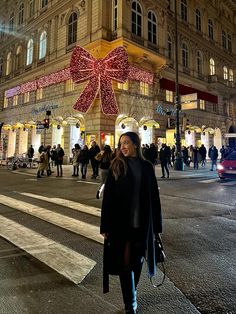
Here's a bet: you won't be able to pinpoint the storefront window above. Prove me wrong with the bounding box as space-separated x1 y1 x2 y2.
140 82 149 96
199 99 205 110
36 88 43 100
166 90 173 102
117 81 128 90
24 92 30 103
13 95 18 106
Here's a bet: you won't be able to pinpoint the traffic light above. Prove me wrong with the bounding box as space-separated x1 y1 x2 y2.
44 118 50 129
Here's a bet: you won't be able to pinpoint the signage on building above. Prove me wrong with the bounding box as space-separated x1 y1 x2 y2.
181 93 198 110
31 104 58 115
36 123 45 130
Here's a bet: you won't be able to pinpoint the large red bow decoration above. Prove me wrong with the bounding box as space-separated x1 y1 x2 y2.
70 46 129 115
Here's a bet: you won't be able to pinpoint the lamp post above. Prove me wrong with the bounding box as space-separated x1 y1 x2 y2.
174 0 183 170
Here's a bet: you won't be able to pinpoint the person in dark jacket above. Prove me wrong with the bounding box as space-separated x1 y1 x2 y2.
89 141 100 179
55 144 64 177
159 143 170 178
199 144 207 167
100 132 162 313
78 145 90 179
208 145 218 171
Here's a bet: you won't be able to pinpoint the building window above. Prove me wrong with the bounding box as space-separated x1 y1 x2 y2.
36 88 43 100
0 58 3 77
213 103 217 113
181 0 188 22
167 34 172 59
6 52 12 75
4 92 8 108
140 82 149 96
15 46 22 71
208 19 213 40
131 0 142 37
24 92 30 103
113 0 118 31
209 58 215 75
18 3 24 25
13 95 18 106
199 99 205 110
166 90 173 102
196 51 203 74
39 31 47 59
68 12 77 46
117 81 129 90
229 69 234 82
227 34 232 53
41 0 48 9
9 13 14 32
0 23 5 40
182 43 188 68
65 79 75 93
148 11 157 44
26 39 33 65
195 9 201 31
222 30 227 49
29 0 35 18
223 66 228 80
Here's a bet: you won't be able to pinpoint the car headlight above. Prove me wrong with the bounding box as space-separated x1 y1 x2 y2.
217 164 224 170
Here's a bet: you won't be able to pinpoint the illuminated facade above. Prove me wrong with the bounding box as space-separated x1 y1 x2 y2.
0 0 235 161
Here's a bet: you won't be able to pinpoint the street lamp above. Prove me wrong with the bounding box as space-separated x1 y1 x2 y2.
174 0 183 170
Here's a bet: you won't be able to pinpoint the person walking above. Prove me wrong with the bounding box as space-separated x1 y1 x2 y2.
100 132 162 313
55 144 64 177
96 145 113 199
36 148 47 178
199 144 207 167
193 146 199 169
209 145 218 171
78 145 90 179
89 141 100 179
159 143 170 178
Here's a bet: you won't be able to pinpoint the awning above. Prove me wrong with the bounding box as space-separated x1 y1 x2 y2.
160 78 218 104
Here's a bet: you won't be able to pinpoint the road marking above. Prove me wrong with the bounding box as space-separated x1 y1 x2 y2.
77 180 99 185
0 215 96 285
0 195 103 244
19 192 101 217
198 178 218 183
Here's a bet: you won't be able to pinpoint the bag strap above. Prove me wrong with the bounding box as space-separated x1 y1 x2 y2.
150 260 166 287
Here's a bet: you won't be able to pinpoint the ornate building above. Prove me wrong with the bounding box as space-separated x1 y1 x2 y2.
0 0 235 161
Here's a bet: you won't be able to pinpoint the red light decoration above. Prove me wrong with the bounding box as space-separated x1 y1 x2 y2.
70 46 129 115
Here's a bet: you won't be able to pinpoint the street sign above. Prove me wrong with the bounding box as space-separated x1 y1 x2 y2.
36 123 45 130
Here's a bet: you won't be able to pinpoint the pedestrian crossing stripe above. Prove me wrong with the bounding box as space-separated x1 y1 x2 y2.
0 215 96 285
19 192 101 217
0 195 103 244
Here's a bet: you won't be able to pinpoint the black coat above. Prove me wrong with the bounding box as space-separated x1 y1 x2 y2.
100 158 162 292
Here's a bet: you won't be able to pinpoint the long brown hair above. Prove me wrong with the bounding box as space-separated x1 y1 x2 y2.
110 132 143 180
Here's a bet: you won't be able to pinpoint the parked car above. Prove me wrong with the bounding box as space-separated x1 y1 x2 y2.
217 151 236 179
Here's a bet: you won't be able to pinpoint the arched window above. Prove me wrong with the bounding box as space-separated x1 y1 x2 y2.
39 31 47 59
181 0 188 22
223 66 228 80
196 51 203 74
208 19 213 40
6 52 12 75
131 1 142 37
68 12 77 46
167 33 172 59
16 46 22 70
29 0 35 18
222 30 227 49
209 58 215 75
18 3 24 25
112 0 118 31
41 0 48 9
0 58 3 77
26 39 33 65
148 11 157 44
229 69 234 82
9 13 14 32
195 9 201 31
227 34 232 52
182 42 188 68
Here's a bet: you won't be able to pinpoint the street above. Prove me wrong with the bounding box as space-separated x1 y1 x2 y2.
0 164 235 314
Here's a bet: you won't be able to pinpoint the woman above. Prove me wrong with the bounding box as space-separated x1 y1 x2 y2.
72 144 81 177
96 145 113 199
100 132 162 313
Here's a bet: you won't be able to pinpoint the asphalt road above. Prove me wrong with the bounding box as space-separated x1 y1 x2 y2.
0 164 235 314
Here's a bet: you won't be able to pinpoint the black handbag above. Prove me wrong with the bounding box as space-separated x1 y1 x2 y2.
151 234 166 287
